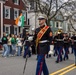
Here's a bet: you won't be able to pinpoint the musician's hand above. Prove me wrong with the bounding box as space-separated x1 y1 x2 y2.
52 41 54 44
49 32 52 37
22 38 24 40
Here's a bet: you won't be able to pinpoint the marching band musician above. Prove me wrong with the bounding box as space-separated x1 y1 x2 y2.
70 33 75 54
63 33 69 61
71 33 76 66
23 31 31 58
53 33 58 56
32 14 53 75
55 31 64 63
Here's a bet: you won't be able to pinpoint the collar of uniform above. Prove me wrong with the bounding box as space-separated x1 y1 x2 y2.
40 25 45 29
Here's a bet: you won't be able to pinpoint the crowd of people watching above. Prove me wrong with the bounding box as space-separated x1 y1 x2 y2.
1 32 35 58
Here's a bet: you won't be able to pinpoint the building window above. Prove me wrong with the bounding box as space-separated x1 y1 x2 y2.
20 27 23 33
55 22 63 29
13 0 19 5
4 25 10 35
55 22 59 28
50 21 53 28
59 23 62 28
30 2 34 10
14 26 18 35
22 10 26 21
28 19 30 25
5 6 10 19
14 8 19 20
50 24 53 28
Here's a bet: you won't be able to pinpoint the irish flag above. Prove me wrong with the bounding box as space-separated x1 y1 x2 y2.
15 13 25 27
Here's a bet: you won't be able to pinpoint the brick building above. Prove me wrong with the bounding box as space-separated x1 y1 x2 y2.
0 0 29 38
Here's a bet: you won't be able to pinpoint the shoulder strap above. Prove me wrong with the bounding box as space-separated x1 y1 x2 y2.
37 26 49 40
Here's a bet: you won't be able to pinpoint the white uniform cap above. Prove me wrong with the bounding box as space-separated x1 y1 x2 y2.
26 29 29 32
38 14 47 20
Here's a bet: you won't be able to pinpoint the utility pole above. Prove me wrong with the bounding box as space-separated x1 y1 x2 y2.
35 1 38 30
0 1 4 38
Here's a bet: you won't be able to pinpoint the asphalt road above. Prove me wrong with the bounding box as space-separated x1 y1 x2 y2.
0 53 76 75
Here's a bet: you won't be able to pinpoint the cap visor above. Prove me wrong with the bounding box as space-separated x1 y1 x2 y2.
38 18 45 20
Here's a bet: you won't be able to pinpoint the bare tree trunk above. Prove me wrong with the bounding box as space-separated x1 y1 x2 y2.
46 18 51 26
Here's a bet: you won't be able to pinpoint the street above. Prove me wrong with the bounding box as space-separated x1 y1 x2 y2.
0 53 76 75
0 0 76 75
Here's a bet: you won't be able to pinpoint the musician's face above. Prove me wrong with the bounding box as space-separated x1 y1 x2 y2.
39 19 46 27
63 34 67 37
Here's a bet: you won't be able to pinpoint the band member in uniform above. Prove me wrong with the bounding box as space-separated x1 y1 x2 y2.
23 31 31 58
71 33 75 54
71 33 76 66
63 33 69 60
53 33 58 56
33 14 53 75
55 31 64 63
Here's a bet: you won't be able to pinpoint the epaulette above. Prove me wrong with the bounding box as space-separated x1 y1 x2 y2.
35 28 40 33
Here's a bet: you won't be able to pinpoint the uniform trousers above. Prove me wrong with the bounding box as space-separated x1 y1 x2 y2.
71 45 74 53
73 47 76 56
73 47 76 64
56 46 63 62
64 47 68 59
36 54 49 75
53 46 57 56
23 46 31 58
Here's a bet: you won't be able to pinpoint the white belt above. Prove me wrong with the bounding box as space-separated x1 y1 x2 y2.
74 40 76 42
56 39 63 41
39 40 48 43
64 42 68 43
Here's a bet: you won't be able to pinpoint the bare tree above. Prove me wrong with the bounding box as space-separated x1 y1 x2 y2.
22 0 76 26
68 12 76 31
60 1 76 32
